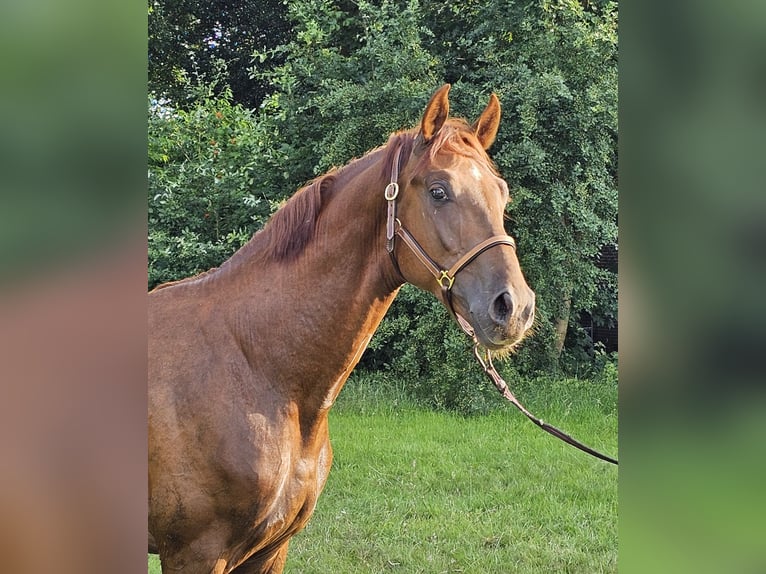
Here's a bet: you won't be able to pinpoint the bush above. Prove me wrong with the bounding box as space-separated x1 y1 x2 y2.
148 85 290 288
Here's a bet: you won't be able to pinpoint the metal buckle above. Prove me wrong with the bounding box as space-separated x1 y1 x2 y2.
438 270 455 290
384 182 399 201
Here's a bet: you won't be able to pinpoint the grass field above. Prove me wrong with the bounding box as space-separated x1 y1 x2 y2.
149 376 617 573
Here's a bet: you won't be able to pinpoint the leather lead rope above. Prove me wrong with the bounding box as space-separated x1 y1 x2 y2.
453 312 618 465
384 142 618 466
472 344 618 465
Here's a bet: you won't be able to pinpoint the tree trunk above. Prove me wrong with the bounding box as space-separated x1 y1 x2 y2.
554 285 573 359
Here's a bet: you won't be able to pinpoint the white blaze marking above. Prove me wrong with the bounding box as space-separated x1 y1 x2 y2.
466 163 489 209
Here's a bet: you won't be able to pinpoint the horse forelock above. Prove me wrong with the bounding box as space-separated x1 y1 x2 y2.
382 120 499 181
424 119 500 175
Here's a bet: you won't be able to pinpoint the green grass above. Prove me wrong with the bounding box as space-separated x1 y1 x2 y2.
149 377 617 573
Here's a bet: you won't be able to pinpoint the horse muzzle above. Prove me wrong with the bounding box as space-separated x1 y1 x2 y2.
465 287 536 351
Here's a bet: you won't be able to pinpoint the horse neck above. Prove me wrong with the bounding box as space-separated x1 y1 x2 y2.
230 148 401 415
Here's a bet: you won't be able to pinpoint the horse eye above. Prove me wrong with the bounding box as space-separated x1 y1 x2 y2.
430 187 447 201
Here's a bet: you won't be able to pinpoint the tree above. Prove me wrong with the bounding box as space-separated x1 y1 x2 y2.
148 0 291 109
249 0 442 176
148 85 289 288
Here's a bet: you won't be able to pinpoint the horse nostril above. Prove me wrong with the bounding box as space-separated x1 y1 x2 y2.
520 302 535 325
490 291 513 324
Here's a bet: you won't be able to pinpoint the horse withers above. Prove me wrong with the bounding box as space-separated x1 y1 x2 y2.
148 84 535 573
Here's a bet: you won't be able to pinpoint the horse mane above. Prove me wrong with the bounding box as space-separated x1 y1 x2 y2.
261 172 336 262
256 131 406 264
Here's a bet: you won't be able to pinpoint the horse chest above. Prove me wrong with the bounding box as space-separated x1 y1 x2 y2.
257 455 324 535
233 411 333 546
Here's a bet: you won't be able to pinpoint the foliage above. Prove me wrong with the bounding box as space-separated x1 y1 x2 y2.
148 84 283 288
364 284 503 414
426 0 619 369
250 0 442 179
148 0 291 109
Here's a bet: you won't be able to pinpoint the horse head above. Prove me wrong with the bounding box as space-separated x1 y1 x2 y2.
390 84 535 351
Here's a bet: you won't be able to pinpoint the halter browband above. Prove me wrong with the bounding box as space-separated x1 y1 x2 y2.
383 142 618 466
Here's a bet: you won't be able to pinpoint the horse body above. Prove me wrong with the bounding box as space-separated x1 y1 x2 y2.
149 149 400 572
149 85 535 573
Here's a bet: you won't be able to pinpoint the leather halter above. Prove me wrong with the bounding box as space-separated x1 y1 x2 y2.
383 142 618 466
384 144 516 326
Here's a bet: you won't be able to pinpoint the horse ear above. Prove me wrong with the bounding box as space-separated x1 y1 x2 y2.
472 93 501 150
420 84 451 143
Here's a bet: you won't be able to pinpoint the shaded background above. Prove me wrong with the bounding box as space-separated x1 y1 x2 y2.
0 0 764 572
619 0 766 571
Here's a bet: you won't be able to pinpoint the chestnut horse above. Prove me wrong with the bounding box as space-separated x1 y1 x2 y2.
149 84 535 573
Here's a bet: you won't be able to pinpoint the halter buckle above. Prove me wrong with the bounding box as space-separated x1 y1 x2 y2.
384 182 399 201
438 270 455 290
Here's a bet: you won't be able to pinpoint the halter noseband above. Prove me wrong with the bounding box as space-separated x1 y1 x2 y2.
383 142 618 466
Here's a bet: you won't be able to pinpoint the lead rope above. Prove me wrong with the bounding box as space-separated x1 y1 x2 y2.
454 314 618 465
385 142 617 465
